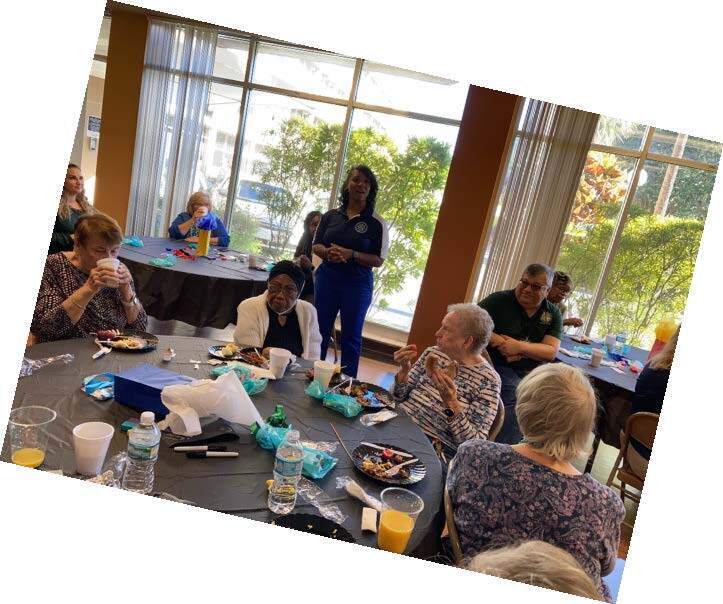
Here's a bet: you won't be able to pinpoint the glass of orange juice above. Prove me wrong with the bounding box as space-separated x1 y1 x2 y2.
377 487 424 554
8 406 57 469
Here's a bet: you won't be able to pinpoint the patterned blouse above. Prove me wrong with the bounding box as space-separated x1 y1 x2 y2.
447 439 625 602
31 253 148 343
394 347 501 460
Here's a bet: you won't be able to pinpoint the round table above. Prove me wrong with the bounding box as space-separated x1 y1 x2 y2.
118 237 268 328
6 336 444 554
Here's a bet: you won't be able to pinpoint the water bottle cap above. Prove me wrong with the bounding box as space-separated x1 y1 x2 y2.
140 411 155 425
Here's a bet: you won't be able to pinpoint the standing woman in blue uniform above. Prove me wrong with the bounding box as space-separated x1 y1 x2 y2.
312 165 389 377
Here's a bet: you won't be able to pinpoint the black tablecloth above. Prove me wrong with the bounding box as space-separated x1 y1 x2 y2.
556 334 650 448
118 237 268 328
4 337 444 554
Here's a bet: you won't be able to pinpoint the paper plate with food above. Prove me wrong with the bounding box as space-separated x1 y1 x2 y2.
352 442 426 485
336 380 393 410
94 329 158 352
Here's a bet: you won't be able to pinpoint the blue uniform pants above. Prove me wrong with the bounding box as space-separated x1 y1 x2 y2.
314 264 373 378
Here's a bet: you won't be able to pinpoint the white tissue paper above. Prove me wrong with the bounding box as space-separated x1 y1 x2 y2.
159 370 263 436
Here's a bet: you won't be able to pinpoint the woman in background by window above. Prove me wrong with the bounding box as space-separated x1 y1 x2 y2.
312 165 389 378
49 164 94 254
168 191 230 247
294 210 322 303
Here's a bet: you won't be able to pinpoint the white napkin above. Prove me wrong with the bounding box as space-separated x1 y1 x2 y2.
159 370 263 436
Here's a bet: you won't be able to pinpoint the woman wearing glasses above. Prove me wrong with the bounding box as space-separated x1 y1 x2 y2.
477 263 562 443
233 260 322 360
547 271 584 328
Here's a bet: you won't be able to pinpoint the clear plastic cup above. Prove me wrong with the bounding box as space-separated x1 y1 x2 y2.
96 257 120 270
377 487 424 554
72 422 115 476
8 406 57 469
269 348 292 379
314 360 336 389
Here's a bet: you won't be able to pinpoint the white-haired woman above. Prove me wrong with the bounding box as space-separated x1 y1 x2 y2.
467 540 604 601
392 303 501 464
447 363 625 602
49 163 94 254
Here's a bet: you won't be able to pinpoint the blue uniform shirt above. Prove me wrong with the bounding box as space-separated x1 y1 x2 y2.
313 207 389 279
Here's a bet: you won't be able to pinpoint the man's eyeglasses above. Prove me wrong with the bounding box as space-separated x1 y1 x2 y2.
519 278 548 293
268 283 299 297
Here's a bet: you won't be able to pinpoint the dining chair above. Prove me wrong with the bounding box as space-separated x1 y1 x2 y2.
443 486 464 565
488 399 506 442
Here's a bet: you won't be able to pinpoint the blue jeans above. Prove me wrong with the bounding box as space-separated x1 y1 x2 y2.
493 364 529 445
314 264 373 378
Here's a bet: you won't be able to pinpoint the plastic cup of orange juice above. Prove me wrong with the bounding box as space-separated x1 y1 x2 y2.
377 487 424 554
8 406 57 469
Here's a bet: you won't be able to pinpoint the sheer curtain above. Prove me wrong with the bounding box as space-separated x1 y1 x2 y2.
127 21 217 236
476 99 599 298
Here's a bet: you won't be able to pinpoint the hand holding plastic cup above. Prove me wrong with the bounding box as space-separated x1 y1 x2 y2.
269 347 292 379
73 422 115 476
8 406 57 468
377 487 424 554
314 360 336 389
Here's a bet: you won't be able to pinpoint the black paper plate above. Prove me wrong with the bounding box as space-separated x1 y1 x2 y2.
271 513 355 543
207 345 268 367
97 329 158 352
345 381 393 409
352 442 426 485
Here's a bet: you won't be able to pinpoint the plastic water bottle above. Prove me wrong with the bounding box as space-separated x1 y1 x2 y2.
121 411 161 494
615 332 628 355
268 430 304 514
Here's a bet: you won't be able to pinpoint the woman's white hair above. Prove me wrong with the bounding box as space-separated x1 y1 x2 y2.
515 363 596 461
447 303 494 354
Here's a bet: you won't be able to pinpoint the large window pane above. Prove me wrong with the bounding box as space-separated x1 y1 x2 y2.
556 152 637 327
357 62 468 120
253 42 355 99
346 110 459 331
192 83 243 218
592 116 647 151
230 91 346 257
212 35 249 81
649 129 722 165
591 160 715 347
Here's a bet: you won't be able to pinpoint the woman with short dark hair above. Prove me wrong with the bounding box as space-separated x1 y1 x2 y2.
32 213 147 343
312 165 389 377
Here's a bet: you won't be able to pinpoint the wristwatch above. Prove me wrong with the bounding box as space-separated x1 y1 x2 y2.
121 293 139 308
444 408 456 419
352 250 359 262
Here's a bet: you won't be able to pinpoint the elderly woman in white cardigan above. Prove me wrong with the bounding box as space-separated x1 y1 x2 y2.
234 260 322 360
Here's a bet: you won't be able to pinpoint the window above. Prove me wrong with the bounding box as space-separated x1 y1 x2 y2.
556 120 721 347
138 25 468 335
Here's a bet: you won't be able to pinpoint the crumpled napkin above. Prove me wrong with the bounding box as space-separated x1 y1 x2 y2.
159 370 263 436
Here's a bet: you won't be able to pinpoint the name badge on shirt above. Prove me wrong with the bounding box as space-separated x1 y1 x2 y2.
354 222 368 234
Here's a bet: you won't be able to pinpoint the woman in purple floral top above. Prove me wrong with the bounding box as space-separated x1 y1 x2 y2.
31 213 147 343
447 363 625 602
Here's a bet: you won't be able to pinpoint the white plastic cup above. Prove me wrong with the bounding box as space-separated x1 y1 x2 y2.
269 348 292 379
96 257 120 270
72 422 115 476
604 334 616 350
248 255 259 269
590 348 603 367
314 360 336 389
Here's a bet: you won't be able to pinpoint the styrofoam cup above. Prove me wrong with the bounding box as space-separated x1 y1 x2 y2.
97 257 120 270
72 422 114 476
590 348 603 367
314 360 336 389
269 348 292 379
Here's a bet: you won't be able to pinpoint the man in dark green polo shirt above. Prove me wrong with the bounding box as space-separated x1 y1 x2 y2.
478 262 562 443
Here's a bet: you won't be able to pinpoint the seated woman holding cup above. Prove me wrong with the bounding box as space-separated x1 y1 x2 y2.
447 363 625 602
31 213 148 343
168 191 230 247
234 260 322 360
392 303 502 464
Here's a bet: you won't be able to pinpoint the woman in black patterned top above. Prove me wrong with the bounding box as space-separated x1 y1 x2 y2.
447 363 625 602
31 213 147 343
392 303 501 463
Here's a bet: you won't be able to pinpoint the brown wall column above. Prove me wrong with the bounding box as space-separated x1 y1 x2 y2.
407 86 519 351
94 9 148 227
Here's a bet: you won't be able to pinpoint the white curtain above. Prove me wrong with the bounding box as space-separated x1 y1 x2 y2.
476 99 599 298
127 21 217 236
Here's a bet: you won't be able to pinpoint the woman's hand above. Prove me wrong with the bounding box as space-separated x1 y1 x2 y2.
393 344 418 383
86 266 120 292
192 207 208 221
116 263 133 287
431 369 461 414
297 255 312 270
330 244 353 262
185 236 199 243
